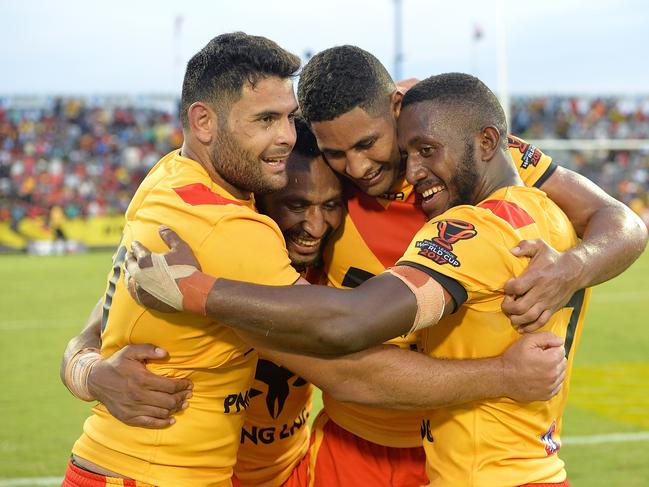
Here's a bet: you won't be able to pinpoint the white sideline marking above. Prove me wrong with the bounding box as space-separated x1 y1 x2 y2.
0 478 62 486
562 431 649 445
1 432 648 486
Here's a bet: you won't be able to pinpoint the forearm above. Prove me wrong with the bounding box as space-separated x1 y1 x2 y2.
60 299 102 385
568 204 647 288
542 166 648 289
260 344 506 409
204 275 416 356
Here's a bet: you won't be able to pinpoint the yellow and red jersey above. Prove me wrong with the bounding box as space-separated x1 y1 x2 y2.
398 185 590 486
234 357 313 487
321 136 558 448
72 150 299 487
233 268 324 487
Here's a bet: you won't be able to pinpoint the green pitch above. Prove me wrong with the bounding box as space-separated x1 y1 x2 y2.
0 250 647 486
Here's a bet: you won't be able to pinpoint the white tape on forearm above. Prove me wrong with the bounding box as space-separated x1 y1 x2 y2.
125 252 197 310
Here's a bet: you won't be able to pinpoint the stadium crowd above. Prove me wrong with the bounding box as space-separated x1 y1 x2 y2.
0 98 182 229
1 95 648 230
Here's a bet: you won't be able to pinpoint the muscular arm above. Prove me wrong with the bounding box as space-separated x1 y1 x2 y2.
60 298 192 427
245 331 567 408
503 166 648 329
60 299 103 384
204 272 419 355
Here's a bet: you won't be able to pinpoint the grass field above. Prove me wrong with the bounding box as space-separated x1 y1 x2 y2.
0 250 648 486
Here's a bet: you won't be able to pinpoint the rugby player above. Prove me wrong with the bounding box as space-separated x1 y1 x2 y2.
61 117 344 487
60 32 304 487
290 46 647 486
123 73 596 486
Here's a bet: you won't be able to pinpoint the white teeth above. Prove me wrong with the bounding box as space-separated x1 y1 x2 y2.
263 157 287 164
362 169 381 180
422 185 445 199
293 237 320 248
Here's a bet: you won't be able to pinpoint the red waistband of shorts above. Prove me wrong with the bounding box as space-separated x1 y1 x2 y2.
520 479 569 487
63 460 156 486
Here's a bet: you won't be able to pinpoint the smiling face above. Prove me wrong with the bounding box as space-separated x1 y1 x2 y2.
310 106 403 197
257 153 343 270
211 76 299 195
398 100 481 219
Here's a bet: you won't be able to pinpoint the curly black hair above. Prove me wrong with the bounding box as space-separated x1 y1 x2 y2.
297 45 395 123
402 73 508 147
180 32 301 128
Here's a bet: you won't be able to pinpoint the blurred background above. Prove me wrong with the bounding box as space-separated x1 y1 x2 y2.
0 1 647 486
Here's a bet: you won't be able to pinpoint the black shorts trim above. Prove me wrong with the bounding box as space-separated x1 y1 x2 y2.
395 261 468 312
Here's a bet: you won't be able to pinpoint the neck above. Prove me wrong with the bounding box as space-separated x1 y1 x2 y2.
180 141 251 200
472 151 523 204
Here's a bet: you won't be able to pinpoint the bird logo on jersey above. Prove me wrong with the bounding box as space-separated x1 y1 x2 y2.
249 359 308 418
416 219 477 267
541 421 561 455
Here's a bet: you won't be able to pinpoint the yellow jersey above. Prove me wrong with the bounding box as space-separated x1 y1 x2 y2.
398 185 590 486
321 137 558 448
72 150 300 487
234 356 313 487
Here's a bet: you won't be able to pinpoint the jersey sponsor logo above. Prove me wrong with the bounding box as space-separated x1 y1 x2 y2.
249 359 309 419
415 219 477 267
421 419 434 443
224 389 252 414
240 407 310 445
541 420 561 455
507 135 542 169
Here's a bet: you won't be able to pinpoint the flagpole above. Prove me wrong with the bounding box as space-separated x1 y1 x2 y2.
393 0 403 80
495 0 510 125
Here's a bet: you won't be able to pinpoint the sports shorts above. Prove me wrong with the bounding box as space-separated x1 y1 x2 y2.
61 461 156 487
232 444 311 487
308 410 428 487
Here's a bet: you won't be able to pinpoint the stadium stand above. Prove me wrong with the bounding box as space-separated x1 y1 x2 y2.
1 95 647 253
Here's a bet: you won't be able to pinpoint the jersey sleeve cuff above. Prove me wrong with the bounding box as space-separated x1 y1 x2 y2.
533 161 558 188
396 261 468 312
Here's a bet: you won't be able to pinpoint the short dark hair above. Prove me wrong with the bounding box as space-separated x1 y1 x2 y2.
297 45 395 123
292 115 321 160
180 32 301 128
402 73 508 147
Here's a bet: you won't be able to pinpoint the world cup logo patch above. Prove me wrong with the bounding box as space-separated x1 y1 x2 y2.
415 219 477 267
508 135 542 169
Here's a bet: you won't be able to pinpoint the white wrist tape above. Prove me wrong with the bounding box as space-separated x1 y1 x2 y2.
64 348 102 402
125 252 197 310
385 266 446 334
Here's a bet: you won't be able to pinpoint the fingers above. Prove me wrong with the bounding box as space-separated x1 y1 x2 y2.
133 389 192 412
503 275 532 297
530 330 565 349
131 240 151 261
127 416 176 428
516 310 553 334
120 343 169 362
158 226 185 250
142 372 193 395
510 239 544 258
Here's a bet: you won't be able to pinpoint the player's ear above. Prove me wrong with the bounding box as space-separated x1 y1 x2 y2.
187 102 217 145
479 126 500 162
390 90 404 119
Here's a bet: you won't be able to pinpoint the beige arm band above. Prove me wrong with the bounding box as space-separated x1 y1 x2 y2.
385 266 446 334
